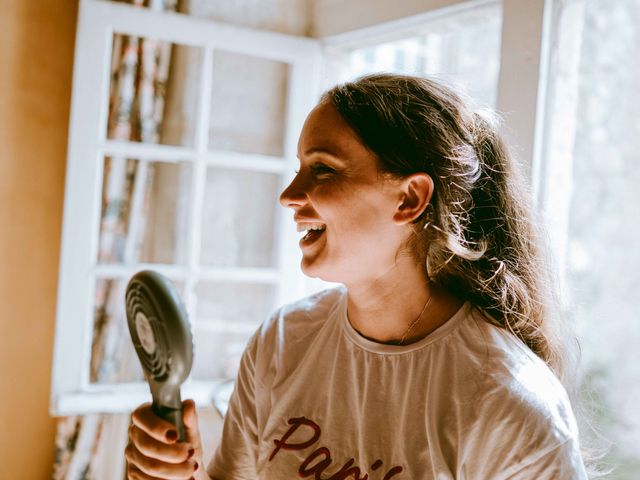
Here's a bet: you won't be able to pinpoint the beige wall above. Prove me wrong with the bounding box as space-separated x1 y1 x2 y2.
0 0 78 477
311 0 472 37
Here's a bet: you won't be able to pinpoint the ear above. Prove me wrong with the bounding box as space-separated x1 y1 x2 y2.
392 173 434 225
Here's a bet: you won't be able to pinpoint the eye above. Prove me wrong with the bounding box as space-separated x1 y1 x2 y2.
311 164 336 176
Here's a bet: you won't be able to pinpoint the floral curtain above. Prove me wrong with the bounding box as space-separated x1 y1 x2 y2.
53 1 178 478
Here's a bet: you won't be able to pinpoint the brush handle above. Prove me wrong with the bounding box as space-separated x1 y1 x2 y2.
153 401 186 442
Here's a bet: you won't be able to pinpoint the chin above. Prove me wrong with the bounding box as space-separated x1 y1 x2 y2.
300 259 348 285
300 259 321 278
300 258 341 283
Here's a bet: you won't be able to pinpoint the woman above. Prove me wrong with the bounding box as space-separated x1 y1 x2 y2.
125 74 588 479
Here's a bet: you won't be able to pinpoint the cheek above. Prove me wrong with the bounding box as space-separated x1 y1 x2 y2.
312 175 397 219
321 191 395 241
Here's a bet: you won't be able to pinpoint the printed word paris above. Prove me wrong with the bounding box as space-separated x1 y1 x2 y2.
269 416 404 480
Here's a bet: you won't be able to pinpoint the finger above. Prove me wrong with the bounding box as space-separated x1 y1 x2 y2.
127 463 165 480
129 424 194 464
182 399 202 449
131 402 180 444
125 441 198 479
127 463 195 480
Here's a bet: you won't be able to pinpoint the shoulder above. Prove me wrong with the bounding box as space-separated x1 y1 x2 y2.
465 307 577 433
246 285 346 360
454 307 583 475
279 285 346 329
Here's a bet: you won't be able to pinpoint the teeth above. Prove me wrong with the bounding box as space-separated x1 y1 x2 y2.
296 222 326 232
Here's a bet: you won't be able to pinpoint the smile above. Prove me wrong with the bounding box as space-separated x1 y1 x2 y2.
296 222 326 247
296 222 326 233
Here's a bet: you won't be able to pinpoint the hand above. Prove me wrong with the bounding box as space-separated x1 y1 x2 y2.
125 399 210 479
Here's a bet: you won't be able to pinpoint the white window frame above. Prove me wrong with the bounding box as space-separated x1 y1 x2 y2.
51 0 321 416
53 0 559 417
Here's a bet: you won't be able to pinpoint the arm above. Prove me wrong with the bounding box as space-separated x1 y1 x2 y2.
459 385 587 480
507 438 588 480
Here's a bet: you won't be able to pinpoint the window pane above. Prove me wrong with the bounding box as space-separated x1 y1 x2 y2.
195 282 276 326
97 157 192 265
200 167 281 268
209 50 289 156
541 0 640 475
568 1 640 472
191 328 250 381
330 3 502 108
107 34 203 147
191 282 276 381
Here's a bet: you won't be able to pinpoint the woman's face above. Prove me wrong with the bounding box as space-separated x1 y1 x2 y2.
279 101 409 285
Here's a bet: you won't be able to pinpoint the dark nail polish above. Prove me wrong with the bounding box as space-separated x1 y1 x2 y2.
166 430 178 441
194 461 199 471
188 448 195 458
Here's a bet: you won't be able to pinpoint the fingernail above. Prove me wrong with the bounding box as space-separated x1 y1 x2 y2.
194 461 199 471
166 430 178 441
188 448 195 458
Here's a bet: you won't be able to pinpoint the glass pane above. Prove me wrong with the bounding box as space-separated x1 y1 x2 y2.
195 282 276 326
90 277 185 384
334 4 502 108
107 34 202 147
567 2 640 475
191 282 276 382
191 328 251 381
541 0 640 475
200 167 280 267
209 50 289 156
98 157 192 264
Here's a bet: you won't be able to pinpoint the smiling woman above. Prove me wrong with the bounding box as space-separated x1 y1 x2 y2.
126 74 589 479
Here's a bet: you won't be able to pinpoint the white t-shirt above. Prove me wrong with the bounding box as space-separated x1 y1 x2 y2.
208 286 587 479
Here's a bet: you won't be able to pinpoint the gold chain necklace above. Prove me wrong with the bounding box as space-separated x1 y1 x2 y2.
398 293 433 345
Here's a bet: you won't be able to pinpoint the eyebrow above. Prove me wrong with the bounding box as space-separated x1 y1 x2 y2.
297 147 342 160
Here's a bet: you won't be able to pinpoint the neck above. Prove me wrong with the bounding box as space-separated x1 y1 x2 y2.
345 257 462 345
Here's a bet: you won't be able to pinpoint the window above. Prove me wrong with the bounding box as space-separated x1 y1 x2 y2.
538 0 640 475
51 0 321 414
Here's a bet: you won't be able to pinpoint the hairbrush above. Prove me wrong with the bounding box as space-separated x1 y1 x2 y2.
125 270 193 442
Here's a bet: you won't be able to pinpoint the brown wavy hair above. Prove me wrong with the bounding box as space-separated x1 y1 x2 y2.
322 73 580 390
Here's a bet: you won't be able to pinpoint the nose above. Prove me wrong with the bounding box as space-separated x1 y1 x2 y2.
279 173 307 209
